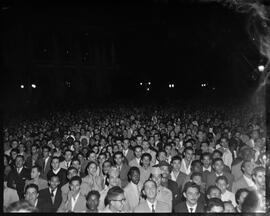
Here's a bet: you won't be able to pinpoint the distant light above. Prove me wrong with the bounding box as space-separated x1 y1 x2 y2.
66 50 70 54
169 84 171 88
212 87 215 90
148 82 151 85
258 65 265 72
140 82 143 86
31 84 36 89
201 83 207 87
20 85 24 89
43 48 47 52
146 88 150 91
171 84 174 88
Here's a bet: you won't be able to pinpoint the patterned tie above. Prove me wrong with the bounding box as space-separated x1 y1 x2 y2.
152 204 155 213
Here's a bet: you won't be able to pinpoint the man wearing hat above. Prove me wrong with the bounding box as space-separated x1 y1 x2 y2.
158 161 181 208
150 166 173 211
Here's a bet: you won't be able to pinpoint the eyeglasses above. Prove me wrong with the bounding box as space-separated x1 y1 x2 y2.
111 198 126 203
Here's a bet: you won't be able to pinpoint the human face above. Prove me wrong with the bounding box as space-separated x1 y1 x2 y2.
192 162 203 173
224 202 235 213
185 150 193 161
65 151 73 162
134 147 142 158
31 167 40 179
130 170 140 185
51 159 60 170
11 140 18 149
25 187 38 205
31 146 38 155
142 141 149 151
89 153 96 162
160 166 170 178
43 148 50 158
123 140 129 150
192 175 202 186
184 187 200 206
109 173 120 187
72 161 81 171
208 188 221 199
98 155 106 166
216 179 228 194
142 156 150 168
220 138 229 148
201 142 208 153
68 169 78 180
113 145 119 153
144 181 157 200
15 157 24 168
253 171 265 188
136 137 143 145
213 161 224 174
209 206 224 213
238 191 248 206
70 180 81 195
202 155 211 168
11 151 18 160
49 176 60 190
114 154 123 166
164 146 172 155
93 146 99 154
243 161 255 176
111 193 125 212
18 144 25 153
151 174 161 187
103 162 111 175
172 159 181 172
87 194 99 211
158 152 166 162
88 163 97 175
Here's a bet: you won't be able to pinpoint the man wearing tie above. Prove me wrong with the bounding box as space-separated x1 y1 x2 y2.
59 149 73 170
134 179 170 212
124 166 141 211
201 152 212 182
36 145 52 180
174 182 204 213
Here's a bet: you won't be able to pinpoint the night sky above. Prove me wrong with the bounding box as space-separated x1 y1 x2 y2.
2 1 263 115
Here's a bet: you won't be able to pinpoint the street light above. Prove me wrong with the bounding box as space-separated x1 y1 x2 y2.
20 85 24 89
31 84 37 89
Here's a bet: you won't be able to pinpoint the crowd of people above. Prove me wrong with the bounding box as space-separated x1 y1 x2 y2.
3 101 269 213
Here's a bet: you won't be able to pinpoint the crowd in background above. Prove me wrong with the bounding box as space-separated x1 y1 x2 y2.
3 101 269 213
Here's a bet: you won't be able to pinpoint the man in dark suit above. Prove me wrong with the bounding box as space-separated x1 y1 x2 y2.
36 145 52 180
113 151 130 188
201 152 213 183
25 144 42 170
39 174 62 212
206 158 234 191
174 182 205 213
122 138 135 163
6 155 31 199
47 156 67 187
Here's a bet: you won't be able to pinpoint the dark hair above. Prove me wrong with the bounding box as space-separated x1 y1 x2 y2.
140 153 152 166
42 145 51 152
15 154 24 161
71 157 81 165
235 188 249 205
215 175 228 184
171 155 182 164
11 148 19 155
190 172 202 181
157 150 167 157
184 146 194 154
86 151 96 158
64 149 73 155
241 190 263 213
252 166 265 177
69 176 82 185
6 200 38 212
85 161 98 175
113 151 124 159
201 152 212 161
48 174 60 181
104 186 124 206
31 165 42 173
191 160 202 168
86 190 100 201
67 166 78 175
128 166 140 182
212 158 224 165
51 156 60 162
182 182 200 194
25 183 39 194
134 145 143 151
206 185 221 196
206 198 224 212
213 149 223 157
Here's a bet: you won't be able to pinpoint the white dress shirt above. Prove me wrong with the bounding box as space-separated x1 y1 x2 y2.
146 199 157 212
243 175 256 188
180 159 192 175
53 167 61 175
171 171 179 182
203 166 212 172
186 202 197 213
221 190 237 207
71 193 80 211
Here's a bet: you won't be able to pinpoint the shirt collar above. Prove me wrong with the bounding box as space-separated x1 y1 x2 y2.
72 192 80 202
186 202 197 212
53 167 61 174
203 166 211 172
34 199 38 207
146 199 157 211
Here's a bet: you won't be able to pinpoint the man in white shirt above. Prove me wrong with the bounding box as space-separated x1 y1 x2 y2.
219 137 233 169
129 145 142 168
216 176 236 207
142 141 156 165
59 150 73 170
252 166 265 191
180 147 194 175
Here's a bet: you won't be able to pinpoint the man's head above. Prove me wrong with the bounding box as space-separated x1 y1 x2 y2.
183 182 200 206
106 186 125 212
48 174 60 190
143 180 157 200
150 167 162 187
190 172 203 186
215 176 229 194
42 146 51 158
220 137 229 149
87 151 97 162
184 147 194 161
134 145 142 159
190 160 203 173
113 151 124 166
15 155 24 168
235 188 249 208
212 150 223 159
201 152 212 168
206 185 222 200
212 158 224 174
171 156 182 172
108 167 121 187
142 141 150 151
51 157 60 170
86 161 98 176
71 158 81 172
30 166 41 179
64 149 73 162
86 190 100 211
140 153 152 167
122 139 130 150
200 141 209 153
157 150 167 162
67 166 78 180
241 160 255 176
69 176 82 195
128 166 140 185
206 198 224 213
98 153 106 166
102 160 112 175
24 184 39 206
252 166 265 189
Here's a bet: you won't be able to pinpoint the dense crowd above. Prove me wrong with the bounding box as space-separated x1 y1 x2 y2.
3 101 269 213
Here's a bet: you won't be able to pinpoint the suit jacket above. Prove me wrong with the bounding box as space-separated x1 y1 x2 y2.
174 201 205 213
61 181 91 203
173 171 189 192
119 163 130 188
124 182 141 211
38 187 62 212
123 149 135 162
36 156 52 180
206 172 234 191
167 179 181 208
25 178 48 191
59 160 72 170
47 168 67 187
6 167 31 199
134 200 170 213
232 175 250 194
57 193 87 212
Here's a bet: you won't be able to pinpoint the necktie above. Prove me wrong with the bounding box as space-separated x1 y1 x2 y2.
17 168 20 174
152 204 155 213
190 208 194 213
51 189 55 203
43 159 46 172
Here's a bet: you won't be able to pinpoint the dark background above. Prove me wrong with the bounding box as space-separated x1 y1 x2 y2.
1 1 264 116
